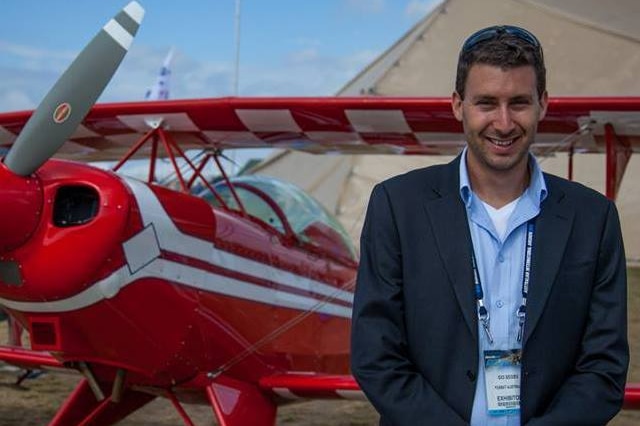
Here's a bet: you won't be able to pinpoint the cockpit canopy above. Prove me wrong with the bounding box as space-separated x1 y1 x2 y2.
200 175 357 263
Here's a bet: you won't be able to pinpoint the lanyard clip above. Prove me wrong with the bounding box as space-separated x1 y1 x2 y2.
478 305 494 344
516 305 526 343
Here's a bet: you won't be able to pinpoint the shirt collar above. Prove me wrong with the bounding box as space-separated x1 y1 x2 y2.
459 147 548 209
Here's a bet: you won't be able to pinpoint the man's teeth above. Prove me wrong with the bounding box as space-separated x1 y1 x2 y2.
488 138 515 146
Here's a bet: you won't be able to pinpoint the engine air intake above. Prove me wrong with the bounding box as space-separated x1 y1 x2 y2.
53 185 99 227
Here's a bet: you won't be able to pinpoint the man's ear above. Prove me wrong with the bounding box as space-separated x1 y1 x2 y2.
538 90 549 121
452 91 463 122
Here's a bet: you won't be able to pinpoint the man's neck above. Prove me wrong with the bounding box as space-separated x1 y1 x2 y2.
467 160 530 209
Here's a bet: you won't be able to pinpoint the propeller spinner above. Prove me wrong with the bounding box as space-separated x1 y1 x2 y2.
3 1 145 176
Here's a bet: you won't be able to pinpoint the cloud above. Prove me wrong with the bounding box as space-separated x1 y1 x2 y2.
240 48 378 96
293 38 323 48
90 45 234 103
346 0 385 14
288 48 320 64
0 89 34 111
0 40 77 77
0 50 118 110
0 40 76 63
108 42 377 99
0 39 234 112
0 64 61 112
0 35 379 113
405 0 439 19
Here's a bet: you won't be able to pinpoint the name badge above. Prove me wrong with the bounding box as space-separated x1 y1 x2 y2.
484 349 521 416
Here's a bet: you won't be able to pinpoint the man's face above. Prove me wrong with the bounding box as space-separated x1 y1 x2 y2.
452 64 548 177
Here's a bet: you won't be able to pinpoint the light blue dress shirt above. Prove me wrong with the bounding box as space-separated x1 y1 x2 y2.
459 148 548 426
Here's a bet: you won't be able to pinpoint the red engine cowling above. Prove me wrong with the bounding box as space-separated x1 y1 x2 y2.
0 162 43 253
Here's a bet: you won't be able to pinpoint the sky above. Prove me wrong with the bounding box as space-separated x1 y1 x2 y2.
0 0 441 113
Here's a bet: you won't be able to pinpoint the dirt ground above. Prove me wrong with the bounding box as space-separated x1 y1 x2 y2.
1 268 639 426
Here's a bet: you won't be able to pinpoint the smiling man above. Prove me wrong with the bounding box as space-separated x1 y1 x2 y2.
351 26 628 425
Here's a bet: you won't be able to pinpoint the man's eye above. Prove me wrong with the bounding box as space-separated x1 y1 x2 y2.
510 101 531 110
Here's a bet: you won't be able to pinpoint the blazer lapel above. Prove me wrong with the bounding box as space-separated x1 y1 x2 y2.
423 158 478 342
523 183 574 344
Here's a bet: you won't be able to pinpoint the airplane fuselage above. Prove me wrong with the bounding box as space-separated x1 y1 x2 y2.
0 159 355 394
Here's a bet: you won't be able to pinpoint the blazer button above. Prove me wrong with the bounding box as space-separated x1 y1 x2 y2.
467 370 476 382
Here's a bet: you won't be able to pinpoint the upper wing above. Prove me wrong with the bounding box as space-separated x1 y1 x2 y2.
0 97 639 162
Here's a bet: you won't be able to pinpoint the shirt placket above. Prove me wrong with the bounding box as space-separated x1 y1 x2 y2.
490 240 512 350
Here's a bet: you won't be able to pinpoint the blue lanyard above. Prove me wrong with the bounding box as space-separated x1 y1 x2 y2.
470 220 536 345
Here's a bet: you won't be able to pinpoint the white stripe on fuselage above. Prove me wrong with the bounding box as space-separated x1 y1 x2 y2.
0 260 351 318
0 178 353 317
124 178 354 304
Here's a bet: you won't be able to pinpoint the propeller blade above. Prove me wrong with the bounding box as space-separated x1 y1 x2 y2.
4 1 145 176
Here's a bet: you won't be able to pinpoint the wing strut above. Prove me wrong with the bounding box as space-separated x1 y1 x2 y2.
110 127 237 209
605 123 632 200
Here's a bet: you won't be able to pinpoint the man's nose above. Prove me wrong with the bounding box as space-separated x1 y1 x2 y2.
493 106 516 134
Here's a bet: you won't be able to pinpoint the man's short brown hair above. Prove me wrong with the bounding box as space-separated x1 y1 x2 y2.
455 26 546 99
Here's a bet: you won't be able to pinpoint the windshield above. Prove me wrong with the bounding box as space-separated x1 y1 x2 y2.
201 175 357 262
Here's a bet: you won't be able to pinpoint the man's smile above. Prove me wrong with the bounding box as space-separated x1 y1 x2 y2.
485 136 520 148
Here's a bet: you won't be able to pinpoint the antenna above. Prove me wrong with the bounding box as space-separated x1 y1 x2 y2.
230 0 243 176
233 0 242 96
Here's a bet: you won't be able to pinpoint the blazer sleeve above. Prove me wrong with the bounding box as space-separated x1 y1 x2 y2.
527 201 629 425
351 184 468 426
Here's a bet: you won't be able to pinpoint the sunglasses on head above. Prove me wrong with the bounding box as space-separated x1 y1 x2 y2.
461 25 541 53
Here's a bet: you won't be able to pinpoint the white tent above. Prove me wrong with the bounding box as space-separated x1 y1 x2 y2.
249 0 640 261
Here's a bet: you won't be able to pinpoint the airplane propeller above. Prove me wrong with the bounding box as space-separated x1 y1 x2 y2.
3 1 145 177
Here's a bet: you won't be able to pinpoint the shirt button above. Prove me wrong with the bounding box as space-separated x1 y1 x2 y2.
498 254 505 262
496 300 504 308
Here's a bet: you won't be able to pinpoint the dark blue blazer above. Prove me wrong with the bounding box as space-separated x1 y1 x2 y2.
351 156 628 425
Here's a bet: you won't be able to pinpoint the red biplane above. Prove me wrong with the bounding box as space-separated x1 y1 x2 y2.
0 2 638 425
